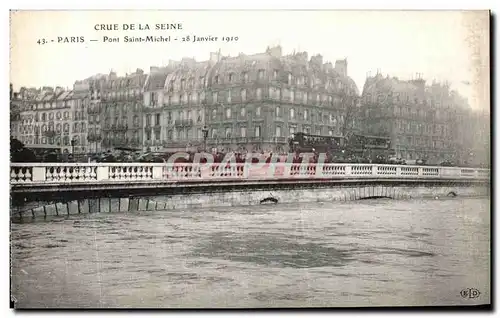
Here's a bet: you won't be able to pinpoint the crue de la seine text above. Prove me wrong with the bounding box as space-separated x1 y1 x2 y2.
94 23 183 31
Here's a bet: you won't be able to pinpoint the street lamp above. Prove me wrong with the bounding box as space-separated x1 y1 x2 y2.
202 125 209 152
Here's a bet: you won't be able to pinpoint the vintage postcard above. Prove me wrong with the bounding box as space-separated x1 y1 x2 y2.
9 10 490 309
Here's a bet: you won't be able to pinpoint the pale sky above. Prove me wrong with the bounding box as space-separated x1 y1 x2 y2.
10 10 489 110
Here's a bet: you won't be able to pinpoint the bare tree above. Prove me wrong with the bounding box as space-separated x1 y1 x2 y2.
339 89 360 137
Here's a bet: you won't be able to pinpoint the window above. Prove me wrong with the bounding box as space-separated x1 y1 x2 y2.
273 69 278 79
276 106 281 117
213 92 218 104
275 126 282 137
56 112 61 119
212 109 217 120
258 69 265 80
225 127 232 138
167 130 173 140
287 73 292 84
256 88 262 100
289 126 295 135
242 72 249 83
155 114 160 126
328 130 333 136
146 130 152 141
211 128 218 138
228 73 234 82
290 90 295 103
226 108 231 119
197 110 202 122
241 89 247 102
179 94 184 105
254 126 261 137
304 109 308 120
188 94 192 104
64 111 69 119
63 123 69 132
154 130 161 141
241 107 246 117
214 75 219 84
227 90 232 103
187 110 192 120
302 92 308 104
290 108 295 119
240 127 246 137
256 106 261 117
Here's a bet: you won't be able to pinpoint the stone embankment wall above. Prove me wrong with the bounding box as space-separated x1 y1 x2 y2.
11 184 489 220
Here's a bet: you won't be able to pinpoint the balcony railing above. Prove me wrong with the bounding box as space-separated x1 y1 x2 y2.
9 163 490 185
174 119 194 127
87 107 100 114
87 134 102 142
116 124 129 131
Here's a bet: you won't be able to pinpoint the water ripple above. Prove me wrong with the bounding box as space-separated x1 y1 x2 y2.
10 197 490 308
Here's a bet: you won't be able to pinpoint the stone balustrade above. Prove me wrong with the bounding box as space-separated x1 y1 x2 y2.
9 163 490 186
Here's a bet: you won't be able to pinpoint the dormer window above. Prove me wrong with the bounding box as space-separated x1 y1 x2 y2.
228 73 234 82
214 75 220 84
242 72 249 83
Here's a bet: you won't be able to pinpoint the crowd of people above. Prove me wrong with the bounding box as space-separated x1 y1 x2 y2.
10 137 487 168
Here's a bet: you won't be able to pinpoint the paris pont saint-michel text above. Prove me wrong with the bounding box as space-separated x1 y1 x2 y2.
55 23 238 44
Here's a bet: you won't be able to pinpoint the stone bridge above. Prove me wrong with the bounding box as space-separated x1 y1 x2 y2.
10 163 490 220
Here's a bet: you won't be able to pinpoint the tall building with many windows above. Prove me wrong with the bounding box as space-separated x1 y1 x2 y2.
101 70 147 151
16 87 78 153
360 72 477 164
143 46 359 153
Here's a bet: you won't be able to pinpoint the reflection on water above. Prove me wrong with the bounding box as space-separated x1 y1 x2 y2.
11 198 490 308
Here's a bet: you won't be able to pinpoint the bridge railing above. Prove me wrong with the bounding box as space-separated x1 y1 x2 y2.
10 163 490 185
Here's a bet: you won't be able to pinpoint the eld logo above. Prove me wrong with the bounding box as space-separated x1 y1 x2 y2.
460 288 481 299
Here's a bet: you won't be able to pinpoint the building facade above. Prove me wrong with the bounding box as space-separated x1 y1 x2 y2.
15 87 77 153
10 84 22 141
74 74 108 153
101 70 146 151
359 72 478 164
142 46 360 154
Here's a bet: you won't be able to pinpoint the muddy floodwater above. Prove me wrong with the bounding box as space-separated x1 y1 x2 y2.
11 197 490 308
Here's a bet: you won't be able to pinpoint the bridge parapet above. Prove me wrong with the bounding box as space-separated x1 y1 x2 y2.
10 163 490 187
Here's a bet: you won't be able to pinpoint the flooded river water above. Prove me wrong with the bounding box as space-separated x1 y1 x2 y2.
11 197 490 308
